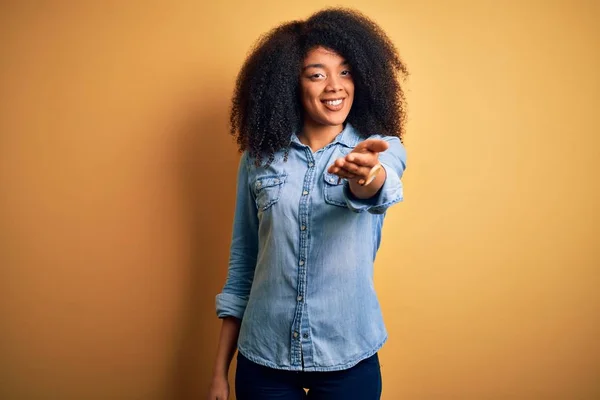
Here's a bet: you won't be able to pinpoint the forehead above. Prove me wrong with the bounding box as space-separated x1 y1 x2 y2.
303 46 347 66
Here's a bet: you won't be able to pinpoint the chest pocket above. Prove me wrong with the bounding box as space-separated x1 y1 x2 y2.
254 174 287 211
323 171 349 208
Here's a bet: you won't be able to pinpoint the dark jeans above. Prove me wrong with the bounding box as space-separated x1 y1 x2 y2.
235 352 382 400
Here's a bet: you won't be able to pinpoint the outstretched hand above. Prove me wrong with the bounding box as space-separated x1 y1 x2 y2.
327 139 389 186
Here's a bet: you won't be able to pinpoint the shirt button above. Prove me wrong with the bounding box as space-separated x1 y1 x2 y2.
302 190 309 195
293 332 299 338
308 162 314 167
303 333 309 339
299 260 305 266
273 178 279 184
297 295 303 302
301 225 306 231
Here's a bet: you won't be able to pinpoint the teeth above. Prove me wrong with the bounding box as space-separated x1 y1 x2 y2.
325 99 343 106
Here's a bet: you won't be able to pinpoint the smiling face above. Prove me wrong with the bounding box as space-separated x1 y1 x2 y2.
300 46 355 131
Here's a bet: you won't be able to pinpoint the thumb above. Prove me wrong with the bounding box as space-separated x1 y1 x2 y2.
357 139 389 154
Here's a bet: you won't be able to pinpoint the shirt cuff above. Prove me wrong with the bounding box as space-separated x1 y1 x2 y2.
342 162 404 214
215 292 248 319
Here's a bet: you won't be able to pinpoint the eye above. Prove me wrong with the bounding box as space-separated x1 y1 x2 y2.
341 70 352 77
309 73 325 80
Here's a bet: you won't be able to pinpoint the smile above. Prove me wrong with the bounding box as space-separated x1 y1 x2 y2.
321 98 345 111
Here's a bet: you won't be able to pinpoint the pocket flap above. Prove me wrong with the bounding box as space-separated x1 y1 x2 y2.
255 175 286 191
323 171 342 186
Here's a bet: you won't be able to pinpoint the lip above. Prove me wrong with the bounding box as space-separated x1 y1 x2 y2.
321 97 345 112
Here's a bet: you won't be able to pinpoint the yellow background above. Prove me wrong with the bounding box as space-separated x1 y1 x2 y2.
1 1 598 399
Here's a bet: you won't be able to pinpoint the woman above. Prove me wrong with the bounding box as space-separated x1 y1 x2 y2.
208 7 408 400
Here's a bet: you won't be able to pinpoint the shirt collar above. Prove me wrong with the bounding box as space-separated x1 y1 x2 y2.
335 122 361 148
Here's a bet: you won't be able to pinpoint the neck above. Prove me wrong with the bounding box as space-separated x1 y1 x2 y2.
298 120 345 152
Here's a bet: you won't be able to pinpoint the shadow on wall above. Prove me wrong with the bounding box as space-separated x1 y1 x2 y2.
169 92 239 399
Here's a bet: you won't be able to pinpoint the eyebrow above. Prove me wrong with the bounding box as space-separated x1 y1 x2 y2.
303 61 349 71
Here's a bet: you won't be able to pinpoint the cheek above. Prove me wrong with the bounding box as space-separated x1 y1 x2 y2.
300 90 309 108
346 82 355 97
346 86 355 107
301 87 322 109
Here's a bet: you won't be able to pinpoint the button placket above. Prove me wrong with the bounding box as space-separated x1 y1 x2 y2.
290 149 316 368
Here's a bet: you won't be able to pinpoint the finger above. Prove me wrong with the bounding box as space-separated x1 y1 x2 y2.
354 139 389 154
363 139 389 153
334 169 358 180
345 152 377 167
327 158 346 174
341 162 372 177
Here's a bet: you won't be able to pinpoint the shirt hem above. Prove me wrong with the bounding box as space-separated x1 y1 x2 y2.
237 335 388 372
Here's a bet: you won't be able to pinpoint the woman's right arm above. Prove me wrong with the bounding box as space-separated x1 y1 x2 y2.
209 152 258 399
208 317 241 400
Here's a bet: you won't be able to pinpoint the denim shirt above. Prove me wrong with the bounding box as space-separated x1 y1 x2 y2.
215 123 407 372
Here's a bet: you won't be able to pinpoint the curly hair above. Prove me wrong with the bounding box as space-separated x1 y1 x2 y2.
230 7 408 165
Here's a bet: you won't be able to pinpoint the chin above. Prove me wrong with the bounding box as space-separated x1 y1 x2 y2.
326 119 346 126
320 113 349 126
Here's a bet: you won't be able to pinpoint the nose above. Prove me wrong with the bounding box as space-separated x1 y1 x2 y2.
325 75 343 92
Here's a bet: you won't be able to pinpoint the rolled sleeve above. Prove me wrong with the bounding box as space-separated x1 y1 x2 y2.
343 136 407 214
216 292 249 320
215 152 258 319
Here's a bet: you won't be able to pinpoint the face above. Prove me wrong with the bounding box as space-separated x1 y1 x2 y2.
300 46 354 129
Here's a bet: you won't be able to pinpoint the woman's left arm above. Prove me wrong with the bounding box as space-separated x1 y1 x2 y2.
327 136 407 213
